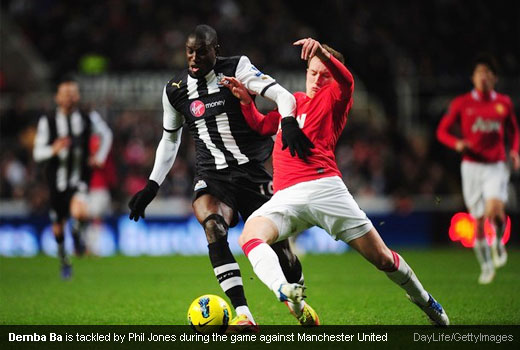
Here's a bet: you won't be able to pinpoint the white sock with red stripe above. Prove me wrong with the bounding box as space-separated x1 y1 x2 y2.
474 237 493 271
286 300 306 317
242 238 288 298
384 251 429 305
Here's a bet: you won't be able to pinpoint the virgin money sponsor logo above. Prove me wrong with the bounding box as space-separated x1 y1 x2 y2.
205 100 225 108
190 100 205 117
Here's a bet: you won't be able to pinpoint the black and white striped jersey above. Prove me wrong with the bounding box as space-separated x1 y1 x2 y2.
163 56 282 174
33 109 112 194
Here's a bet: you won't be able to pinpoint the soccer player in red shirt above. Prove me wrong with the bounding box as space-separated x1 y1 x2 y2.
437 54 520 284
222 38 449 326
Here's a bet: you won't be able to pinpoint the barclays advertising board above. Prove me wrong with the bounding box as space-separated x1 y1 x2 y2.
0 213 433 257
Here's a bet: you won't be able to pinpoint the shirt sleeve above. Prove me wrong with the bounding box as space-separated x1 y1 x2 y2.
240 102 281 136
322 55 354 101
149 129 183 185
235 56 296 118
436 98 461 149
33 116 54 162
148 86 185 185
89 111 113 165
162 86 185 132
505 97 520 153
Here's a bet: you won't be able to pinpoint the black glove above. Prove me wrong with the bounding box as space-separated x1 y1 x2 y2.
281 117 314 161
128 180 159 222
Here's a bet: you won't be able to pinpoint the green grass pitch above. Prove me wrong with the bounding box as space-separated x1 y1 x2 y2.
1 248 519 325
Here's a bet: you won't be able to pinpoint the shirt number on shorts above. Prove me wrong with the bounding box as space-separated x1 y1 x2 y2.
259 181 274 196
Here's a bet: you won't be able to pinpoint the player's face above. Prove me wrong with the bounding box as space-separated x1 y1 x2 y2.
471 64 496 93
186 37 217 78
306 57 333 98
55 82 80 113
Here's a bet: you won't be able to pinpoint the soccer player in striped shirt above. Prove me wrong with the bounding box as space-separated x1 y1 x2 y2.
33 79 113 279
128 25 313 329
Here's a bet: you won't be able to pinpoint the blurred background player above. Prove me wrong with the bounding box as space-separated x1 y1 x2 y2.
33 79 113 279
436 54 520 284
226 38 449 326
86 135 117 253
128 24 311 328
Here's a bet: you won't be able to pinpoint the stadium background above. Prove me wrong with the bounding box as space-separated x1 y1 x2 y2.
1 0 519 254
0 0 520 326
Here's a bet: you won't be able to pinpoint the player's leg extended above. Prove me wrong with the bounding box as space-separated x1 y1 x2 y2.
70 193 89 256
348 228 449 326
239 217 305 303
486 198 508 268
193 194 256 325
236 180 305 286
271 240 319 325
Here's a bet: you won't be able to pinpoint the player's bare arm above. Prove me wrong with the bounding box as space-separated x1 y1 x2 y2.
293 38 330 61
221 76 252 105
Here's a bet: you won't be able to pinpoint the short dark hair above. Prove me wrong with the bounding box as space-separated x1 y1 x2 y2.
55 76 78 91
188 24 219 48
472 53 498 75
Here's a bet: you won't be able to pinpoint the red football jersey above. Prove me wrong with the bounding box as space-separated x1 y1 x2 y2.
241 55 354 192
437 89 520 163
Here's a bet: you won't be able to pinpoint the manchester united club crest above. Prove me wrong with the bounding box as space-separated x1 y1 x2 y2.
495 103 506 116
190 100 205 117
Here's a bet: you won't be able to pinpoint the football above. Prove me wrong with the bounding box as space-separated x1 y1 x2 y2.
187 294 231 334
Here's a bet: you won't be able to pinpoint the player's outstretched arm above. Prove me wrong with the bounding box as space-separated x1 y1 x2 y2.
235 55 313 160
221 76 279 136
294 38 354 97
294 37 330 62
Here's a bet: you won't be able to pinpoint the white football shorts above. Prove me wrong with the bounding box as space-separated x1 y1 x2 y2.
88 188 112 218
461 160 510 218
247 176 373 243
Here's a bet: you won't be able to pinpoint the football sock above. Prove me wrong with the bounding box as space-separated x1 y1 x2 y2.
286 300 306 317
384 251 429 305
272 240 304 283
243 239 288 299
235 306 255 324
474 237 493 270
208 237 249 313
71 219 87 244
55 234 69 266
277 248 304 284
494 219 506 247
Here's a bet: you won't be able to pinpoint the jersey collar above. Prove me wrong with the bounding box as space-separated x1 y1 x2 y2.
471 89 497 102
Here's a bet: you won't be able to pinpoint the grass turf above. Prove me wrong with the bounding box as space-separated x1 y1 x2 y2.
1 248 519 325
